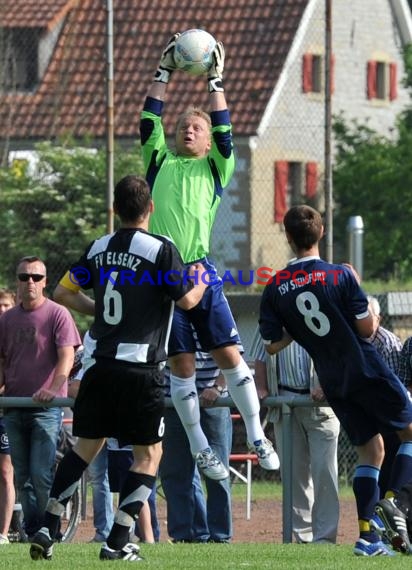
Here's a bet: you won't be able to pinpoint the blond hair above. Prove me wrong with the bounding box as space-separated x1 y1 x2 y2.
176 106 211 131
0 288 16 306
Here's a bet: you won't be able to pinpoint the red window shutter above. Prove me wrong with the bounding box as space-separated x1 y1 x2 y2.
330 54 335 95
302 53 313 93
306 162 318 199
367 61 377 99
274 161 288 223
389 62 397 101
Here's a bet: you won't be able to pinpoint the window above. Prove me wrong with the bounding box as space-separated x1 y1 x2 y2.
0 28 39 92
302 53 334 94
8 150 39 176
274 161 318 223
367 60 397 101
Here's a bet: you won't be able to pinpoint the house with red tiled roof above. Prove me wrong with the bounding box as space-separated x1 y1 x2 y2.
1 0 411 275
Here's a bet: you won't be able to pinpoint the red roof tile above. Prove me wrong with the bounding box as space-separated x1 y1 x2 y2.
0 0 77 30
0 0 309 140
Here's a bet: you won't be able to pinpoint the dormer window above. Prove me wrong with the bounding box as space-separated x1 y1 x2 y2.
0 28 39 92
0 2 69 94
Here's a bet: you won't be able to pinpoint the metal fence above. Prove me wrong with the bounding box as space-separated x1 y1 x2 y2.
0 394 345 543
0 2 409 284
1 1 331 288
1 2 411 536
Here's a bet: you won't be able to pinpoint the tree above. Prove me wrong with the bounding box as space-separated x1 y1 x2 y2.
0 140 144 325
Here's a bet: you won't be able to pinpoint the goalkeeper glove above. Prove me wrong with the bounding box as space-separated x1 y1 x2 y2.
154 33 180 84
208 41 225 93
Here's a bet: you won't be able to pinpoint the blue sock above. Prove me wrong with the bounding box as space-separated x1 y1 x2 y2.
353 464 380 541
387 441 412 494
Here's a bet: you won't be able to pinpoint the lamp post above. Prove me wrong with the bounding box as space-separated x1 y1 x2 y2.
346 215 364 280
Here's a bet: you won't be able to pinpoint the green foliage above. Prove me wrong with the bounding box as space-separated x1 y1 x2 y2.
362 278 412 294
0 139 143 292
332 45 412 281
402 44 412 90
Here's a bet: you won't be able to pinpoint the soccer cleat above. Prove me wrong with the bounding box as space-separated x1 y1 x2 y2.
0 533 9 545
248 438 280 470
375 498 411 554
370 513 385 535
194 447 229 480
99 542 143 561
29 527 54 560
370 513 390 544
353 538 395 556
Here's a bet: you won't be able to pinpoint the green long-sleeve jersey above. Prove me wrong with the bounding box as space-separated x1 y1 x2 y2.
140 97 235 263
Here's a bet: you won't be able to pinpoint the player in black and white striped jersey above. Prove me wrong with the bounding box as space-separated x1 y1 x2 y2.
29 175 207 563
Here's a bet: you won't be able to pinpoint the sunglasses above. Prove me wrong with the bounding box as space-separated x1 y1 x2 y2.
17 273 46 282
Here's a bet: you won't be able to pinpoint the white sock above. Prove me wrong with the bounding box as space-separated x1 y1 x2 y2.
222 359 265 443
170 374 209 455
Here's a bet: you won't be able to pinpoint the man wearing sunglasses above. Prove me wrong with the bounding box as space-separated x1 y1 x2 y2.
0 256 81 540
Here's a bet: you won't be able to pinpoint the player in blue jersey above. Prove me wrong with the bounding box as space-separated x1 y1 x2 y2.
259 205 412 556
139 33 279 480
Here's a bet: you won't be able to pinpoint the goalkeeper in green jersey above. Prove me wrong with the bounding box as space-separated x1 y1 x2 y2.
140 33 279 480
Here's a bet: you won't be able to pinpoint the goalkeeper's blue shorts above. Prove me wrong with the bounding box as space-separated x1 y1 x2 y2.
168 257 243 355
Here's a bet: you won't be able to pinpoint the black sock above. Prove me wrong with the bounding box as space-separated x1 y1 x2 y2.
107 472 155 551
44 449 88 538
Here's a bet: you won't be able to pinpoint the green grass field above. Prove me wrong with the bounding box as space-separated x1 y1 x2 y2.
0 484 402 568
1 541 412 569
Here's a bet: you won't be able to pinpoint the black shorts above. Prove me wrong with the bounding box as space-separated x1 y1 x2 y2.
73 359 165 445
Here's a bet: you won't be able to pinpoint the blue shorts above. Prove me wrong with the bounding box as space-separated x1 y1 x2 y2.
0 416 10 455
328 373 412 446
168 259 241 355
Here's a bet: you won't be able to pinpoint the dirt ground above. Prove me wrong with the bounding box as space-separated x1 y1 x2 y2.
72 495 358 545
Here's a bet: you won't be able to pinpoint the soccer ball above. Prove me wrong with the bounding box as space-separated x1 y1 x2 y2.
174 29 216 76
